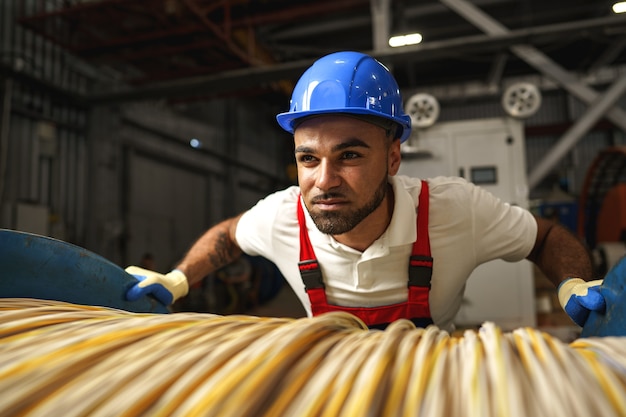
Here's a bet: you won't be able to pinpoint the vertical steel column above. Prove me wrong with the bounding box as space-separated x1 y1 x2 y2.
370 0 392 52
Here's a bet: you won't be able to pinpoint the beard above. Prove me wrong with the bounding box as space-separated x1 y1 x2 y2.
307 175 389 235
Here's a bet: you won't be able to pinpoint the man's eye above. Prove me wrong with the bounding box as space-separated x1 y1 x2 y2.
298 155 316 163
342 152 360 159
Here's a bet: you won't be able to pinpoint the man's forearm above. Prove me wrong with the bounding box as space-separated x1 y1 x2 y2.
528 217 593 288
176 214 244 285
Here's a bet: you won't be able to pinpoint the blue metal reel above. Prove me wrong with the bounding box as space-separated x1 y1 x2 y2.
582 255 626 337
0 229 169 314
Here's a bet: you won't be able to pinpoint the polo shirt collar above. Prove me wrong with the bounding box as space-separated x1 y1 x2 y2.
303 176 418 253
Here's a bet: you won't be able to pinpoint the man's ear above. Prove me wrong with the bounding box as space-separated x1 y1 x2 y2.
388 139 402 175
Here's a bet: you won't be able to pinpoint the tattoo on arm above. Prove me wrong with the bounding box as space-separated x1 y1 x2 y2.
208 230 241 269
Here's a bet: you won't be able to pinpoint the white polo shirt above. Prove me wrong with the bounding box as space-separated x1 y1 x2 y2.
236 175 537 331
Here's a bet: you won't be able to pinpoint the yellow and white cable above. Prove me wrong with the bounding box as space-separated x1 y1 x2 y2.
0 298 625 417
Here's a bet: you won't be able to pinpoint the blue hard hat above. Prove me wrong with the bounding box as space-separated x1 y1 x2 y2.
276 51 412 142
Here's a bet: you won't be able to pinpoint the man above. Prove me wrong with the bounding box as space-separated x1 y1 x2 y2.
126 51 604 331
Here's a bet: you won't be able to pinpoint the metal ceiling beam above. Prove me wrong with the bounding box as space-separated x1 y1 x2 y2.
181 0 259 66
87 14 626 104
528 76 626 188
267 0 511 41
404 64 626 103
438 0 626 134
0 62 86 106
589 35 626 73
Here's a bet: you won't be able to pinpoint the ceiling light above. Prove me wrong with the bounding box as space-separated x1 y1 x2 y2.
613 2 626 13
388 33 423 48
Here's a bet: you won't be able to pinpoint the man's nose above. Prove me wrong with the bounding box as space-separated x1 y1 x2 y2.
315 160 341 190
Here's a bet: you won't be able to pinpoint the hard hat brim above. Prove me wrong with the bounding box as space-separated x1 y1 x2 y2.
276 108 411 142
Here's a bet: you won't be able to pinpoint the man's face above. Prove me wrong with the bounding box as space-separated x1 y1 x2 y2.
294 115 401 236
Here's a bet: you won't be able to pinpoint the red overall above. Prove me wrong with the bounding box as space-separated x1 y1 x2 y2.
297 180 434 329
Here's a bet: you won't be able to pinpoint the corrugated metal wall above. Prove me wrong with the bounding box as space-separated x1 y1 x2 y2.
0 0 293 265
1 0 91 243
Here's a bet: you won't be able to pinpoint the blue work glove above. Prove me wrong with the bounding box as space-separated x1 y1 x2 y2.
557 278 606 327
125 266 189 305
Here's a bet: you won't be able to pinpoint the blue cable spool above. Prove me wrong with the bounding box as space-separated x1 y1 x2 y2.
582 254 626 337
0 229 169 314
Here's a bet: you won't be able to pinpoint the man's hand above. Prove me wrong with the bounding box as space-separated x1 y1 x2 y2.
125 266 189 305
558 278 606 327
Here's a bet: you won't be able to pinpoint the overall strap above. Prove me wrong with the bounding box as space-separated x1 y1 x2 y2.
297 197 324 290
409 180 433 288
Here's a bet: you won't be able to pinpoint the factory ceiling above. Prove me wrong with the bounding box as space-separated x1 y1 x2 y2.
16 0 626 105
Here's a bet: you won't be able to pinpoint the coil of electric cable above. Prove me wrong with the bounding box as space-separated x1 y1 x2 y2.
0 298 625 417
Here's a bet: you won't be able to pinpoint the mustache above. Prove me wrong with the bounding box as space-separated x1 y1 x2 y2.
310 192 346 203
